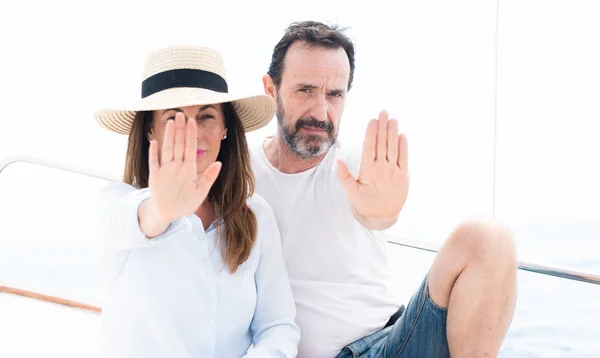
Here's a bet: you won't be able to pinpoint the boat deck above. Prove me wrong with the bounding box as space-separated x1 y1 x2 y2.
0 293 102 357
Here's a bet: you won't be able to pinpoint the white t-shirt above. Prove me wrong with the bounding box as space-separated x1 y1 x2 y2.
249 138 400 358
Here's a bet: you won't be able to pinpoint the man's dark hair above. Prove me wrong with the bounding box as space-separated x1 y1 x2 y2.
267 21 356 91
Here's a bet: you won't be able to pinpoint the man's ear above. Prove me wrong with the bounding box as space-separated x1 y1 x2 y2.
262 74 276 100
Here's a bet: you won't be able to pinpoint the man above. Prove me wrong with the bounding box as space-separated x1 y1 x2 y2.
249 20 517 358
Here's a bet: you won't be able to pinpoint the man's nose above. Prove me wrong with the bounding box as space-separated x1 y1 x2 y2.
309 93 328 122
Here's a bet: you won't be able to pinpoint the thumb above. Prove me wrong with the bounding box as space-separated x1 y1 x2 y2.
336 158 357 190
194 161 222 199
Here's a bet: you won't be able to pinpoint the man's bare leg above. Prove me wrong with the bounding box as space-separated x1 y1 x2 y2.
428 218 518 357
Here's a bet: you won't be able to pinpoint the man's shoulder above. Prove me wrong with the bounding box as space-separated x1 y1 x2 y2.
333 138 362 159
247 136 268 170
247 135 265 155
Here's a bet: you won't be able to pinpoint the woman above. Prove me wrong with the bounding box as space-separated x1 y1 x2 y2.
94 45 300 358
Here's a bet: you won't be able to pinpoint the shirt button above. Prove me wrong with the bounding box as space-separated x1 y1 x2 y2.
206 273 212 279
209 319 215 325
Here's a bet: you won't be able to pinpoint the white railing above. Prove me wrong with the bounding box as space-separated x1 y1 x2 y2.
0 155 598 314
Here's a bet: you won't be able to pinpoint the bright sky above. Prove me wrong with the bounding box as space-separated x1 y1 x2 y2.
0 0 599 226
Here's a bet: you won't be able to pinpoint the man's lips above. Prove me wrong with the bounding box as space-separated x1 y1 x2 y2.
300 126 328 134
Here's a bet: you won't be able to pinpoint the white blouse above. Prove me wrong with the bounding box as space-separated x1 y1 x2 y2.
96 181 300 358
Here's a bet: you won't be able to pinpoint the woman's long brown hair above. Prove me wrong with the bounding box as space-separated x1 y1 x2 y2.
123 102 257 273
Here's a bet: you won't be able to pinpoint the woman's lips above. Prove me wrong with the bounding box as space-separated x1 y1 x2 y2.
196 149 206 158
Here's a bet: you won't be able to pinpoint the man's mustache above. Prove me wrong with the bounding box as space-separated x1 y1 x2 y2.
295 118 333 133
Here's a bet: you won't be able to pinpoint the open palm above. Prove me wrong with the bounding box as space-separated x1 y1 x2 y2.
148 113 221 223
337 110 409 221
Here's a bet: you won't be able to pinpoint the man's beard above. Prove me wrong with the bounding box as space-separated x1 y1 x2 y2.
276 98 337 159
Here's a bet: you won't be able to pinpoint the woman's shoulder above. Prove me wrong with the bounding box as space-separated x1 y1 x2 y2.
96 181 148 211
246 193 281 241
246 193 274 220
245 193 282 255
100 180 141 196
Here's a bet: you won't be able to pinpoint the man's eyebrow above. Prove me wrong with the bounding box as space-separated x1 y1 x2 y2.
294 84 346 94
328 88 346 95
294 83 319 89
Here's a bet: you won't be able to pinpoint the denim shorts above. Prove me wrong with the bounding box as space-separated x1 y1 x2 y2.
335 274 450 358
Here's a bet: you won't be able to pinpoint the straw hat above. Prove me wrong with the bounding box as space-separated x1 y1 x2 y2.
95 45 276 135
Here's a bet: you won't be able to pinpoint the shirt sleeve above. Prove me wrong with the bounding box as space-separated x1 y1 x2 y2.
95 181 185 253
242 197 301 358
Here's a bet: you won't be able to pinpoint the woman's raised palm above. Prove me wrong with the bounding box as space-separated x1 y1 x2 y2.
148 113 221 223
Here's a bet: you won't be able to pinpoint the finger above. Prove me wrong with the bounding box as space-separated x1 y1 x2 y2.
336 158 357 194
173 112 186 163
194 161 222 200
162 119 175 164
361 119 377 168
184 115 198 164
376 110 389 162
148 139 160 180
397 134 408 171
387 118 399 163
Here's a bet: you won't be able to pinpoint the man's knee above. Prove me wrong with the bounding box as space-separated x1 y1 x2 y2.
428 217 517 308
447 217 517 270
